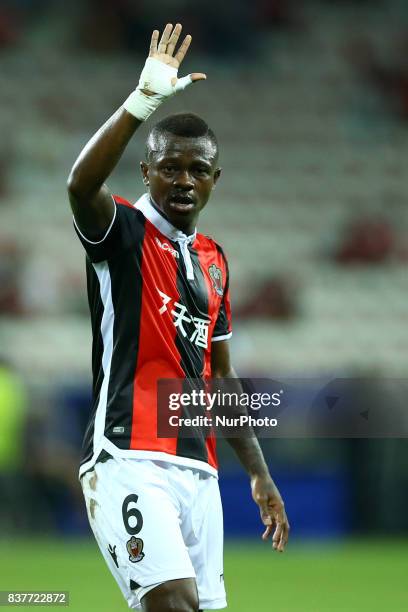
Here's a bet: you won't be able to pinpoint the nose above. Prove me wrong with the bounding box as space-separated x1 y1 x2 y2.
174 170 194 190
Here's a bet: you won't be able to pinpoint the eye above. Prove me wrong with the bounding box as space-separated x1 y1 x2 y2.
161 164 176 174
194 167 210 176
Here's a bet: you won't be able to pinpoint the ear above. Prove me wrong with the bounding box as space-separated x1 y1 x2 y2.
212 167 222 189
140 161 149 186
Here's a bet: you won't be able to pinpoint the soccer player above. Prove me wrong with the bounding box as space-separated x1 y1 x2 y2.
67 23 289 612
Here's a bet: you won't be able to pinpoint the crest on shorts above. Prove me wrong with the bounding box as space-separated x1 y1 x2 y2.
208 264 223 297
126 536 145 563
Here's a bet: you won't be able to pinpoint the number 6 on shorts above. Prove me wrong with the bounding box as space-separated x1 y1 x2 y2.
122 494 143 535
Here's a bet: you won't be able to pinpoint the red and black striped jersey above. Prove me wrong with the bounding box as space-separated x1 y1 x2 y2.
74 194 232 477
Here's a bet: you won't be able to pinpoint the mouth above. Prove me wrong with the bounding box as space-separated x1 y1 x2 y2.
168 195 195 213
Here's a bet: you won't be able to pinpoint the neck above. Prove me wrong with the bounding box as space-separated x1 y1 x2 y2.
173 218 196 236
149 196 197 236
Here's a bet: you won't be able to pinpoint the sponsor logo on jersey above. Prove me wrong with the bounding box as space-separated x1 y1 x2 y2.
112 426 124 434
208 264 224 296
126 536 145 563
157 288 210 349
155 236 179 258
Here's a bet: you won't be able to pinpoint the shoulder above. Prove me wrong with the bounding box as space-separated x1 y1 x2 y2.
195 233 229 263
112 194 137 210
195 233 230 292
112 195 146 226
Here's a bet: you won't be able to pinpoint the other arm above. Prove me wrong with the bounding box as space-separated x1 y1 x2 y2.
211 340 290 552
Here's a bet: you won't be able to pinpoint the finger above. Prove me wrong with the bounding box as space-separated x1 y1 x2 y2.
149 29 159 56
262 524 273 541
158 23 173 54
174 34 192 65
277 526 288 552
172 73 206 92
279 521 290 552
166 23 182 57
272 522 283 550
190 72 207 82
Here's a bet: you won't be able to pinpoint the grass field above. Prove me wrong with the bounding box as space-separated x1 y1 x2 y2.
0 539 407 611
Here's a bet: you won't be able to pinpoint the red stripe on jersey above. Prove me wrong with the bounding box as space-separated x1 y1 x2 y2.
205 423 218 470
113 194 135 209
130 220 184 454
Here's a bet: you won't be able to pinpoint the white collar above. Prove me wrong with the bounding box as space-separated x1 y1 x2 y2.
136 193 197 245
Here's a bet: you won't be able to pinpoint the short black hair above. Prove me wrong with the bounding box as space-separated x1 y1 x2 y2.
145 112 219 162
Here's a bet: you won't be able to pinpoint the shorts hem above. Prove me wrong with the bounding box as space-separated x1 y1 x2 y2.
199 597 227 609
131 568 196 591
79 442 219 479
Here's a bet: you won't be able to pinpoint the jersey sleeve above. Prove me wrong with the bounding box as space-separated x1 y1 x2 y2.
73 195 137 263
212 251 232 342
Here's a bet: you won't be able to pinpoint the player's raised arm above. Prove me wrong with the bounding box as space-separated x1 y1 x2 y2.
67 23 206 237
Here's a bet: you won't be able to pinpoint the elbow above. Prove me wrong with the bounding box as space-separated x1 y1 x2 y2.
212 367 235 379
66 166 85 198
66 169 79 197
66 168 93 202
212 369 223 378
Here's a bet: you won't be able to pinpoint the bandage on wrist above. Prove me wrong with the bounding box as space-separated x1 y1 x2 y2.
123 89 164 121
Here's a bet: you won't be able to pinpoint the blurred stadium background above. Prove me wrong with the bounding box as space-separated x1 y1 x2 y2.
1 0 408 610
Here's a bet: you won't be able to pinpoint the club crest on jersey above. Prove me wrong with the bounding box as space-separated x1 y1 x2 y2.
155 236 179 258
208 264 223 296
126 536 145 563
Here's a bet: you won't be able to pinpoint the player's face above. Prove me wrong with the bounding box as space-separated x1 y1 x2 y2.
141 135 221 234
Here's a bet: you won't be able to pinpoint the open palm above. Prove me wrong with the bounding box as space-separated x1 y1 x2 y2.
146 23 206 89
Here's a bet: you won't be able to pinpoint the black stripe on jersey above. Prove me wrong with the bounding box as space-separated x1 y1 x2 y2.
81 259 106 466
212 242 230 338
175 243 209 464
104 210 146 448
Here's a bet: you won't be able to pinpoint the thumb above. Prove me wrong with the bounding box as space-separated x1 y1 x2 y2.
173 73 207 92
190 72 207 82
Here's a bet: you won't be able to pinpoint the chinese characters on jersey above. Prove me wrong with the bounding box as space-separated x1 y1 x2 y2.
157 289 210 349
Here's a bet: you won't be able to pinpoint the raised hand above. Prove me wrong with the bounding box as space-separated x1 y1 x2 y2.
123 23 206 120
142 23 206 93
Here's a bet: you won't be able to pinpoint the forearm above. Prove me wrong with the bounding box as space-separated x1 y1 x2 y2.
217 374 288 550
214 368 271 480
68 108 141 198
226 436 270 479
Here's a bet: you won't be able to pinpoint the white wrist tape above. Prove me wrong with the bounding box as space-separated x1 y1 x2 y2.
123 57 194 121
